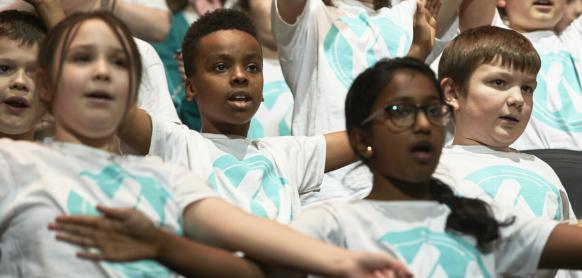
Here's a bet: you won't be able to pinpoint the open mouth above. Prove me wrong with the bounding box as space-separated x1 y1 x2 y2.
533 0 553 6
409 141 434 163
499 115 519 123
3 96 30 109
227 92 253 110
85 91 114 101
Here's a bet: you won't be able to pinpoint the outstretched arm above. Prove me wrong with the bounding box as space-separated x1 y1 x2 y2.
111 1 171 42
407 0 440 60
539 224 582 269
275 0 307 24
458 0 496 31
118 106 152 155
7 0 65 29
324 131 357 173
49 206 264 277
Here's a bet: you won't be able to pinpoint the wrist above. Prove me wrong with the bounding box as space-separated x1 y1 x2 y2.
151 228 168 261
407 44 430 60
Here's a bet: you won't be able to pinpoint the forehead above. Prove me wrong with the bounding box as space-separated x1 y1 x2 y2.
196 30 261 59
0 37 38 60
471 62 537 81
378 70 440 104
68 19 122 48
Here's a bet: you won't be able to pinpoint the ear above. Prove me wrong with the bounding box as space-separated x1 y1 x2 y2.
496 0 507 8
440 77 461 111
348 128 374 159
185 78 197 102
35 69 53 104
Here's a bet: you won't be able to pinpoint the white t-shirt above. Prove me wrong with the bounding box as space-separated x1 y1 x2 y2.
135 38 180 124
0 139 216 277
292 200 558 277
124 0 168 11
434 145 575 221
491 15 582 150
247 57 294 139
149 117 326 223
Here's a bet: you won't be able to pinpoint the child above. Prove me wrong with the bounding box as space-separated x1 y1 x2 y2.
0 10 45 141
119 9 356 224
494 0 582 151
0 11 408 277
434 26 575 224
52 57 582 277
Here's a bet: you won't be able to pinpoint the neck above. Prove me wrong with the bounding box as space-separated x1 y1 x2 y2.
53 125 118 153
366 171 433 201
0 130 35 141
452 132 510 152
200 119 250 137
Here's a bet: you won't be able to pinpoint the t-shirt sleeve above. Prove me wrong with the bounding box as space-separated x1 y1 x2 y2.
167 164 218 214
290 203 346 247
123 0 169 11
271 0 319 94
263 135 326 195
135 38 180 124
149 113 194 164
494 208 559 276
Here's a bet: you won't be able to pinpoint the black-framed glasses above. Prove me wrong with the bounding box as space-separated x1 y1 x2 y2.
361 103 452 129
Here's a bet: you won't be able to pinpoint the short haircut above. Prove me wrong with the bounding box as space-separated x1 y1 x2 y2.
438 26 541 96
182 9 258 78
0 10 46 47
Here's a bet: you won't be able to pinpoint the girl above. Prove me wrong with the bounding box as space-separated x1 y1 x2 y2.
0 11 408 277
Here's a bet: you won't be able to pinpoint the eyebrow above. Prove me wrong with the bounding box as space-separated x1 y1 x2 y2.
68 44 125 54
389 95 440 103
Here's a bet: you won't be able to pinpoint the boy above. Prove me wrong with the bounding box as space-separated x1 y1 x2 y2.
120 9 355 224
0 10 45 141
434 26 575 223
494 0 582 151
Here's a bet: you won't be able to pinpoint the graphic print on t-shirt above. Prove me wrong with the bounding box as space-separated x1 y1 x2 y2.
66 164 174 278
324 12 411 88
207 154 289 219
378 227 490 277
533 51 582 132
248 80 293 139
464 165 562 220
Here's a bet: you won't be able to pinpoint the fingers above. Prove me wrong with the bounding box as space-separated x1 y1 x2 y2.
96 205 132 221
54 215 100 228
425 0 442 18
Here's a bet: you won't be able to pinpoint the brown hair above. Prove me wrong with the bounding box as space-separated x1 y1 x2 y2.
438 26 540 96
0 10 46 48
37 11 142 114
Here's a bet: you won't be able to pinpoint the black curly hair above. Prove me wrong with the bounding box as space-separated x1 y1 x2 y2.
182 9 258 78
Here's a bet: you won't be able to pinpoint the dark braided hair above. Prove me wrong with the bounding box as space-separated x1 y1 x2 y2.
345 57 513 252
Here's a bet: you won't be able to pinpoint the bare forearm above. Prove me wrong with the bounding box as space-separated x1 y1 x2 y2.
324 131 357 172
30 0 65 29
458 0 495 31
275 0 306 24
118 106 152 155
155 230 264 277
184 198 349 277
113 1 170 42
539 224 582 269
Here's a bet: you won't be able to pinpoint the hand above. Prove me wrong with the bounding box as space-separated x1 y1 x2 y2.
338 251 413 278
408 0 440 60
48 206 162 262
189 0 222 16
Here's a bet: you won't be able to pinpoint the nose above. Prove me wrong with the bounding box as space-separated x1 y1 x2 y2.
9 69 31 92
230 65 248 86
93 57 111 82
413 109 431 133
507 86 525 110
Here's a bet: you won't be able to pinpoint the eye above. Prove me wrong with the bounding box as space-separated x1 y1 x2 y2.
521 85 535 94
0 64 12 74
71 53 92 63
214 63 228 72
111 56 128 68
490 79 507 87
246 63 261 73
425 104 448 118
386 104 414 119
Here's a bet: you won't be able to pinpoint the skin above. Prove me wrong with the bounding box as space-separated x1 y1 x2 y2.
185 29 264 137
555 0 582 33
245 0 277 52
498 0 567 32
442 62 537 151
39 19 131 150
0 38 43 140
351 70 446 201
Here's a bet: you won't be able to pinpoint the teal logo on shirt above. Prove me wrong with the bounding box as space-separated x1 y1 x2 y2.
207 154 289 219
324 12 411 88
249 80 293 139
66 164 174 278
379 227 490 277
533 51 582 132
464 165 562 220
